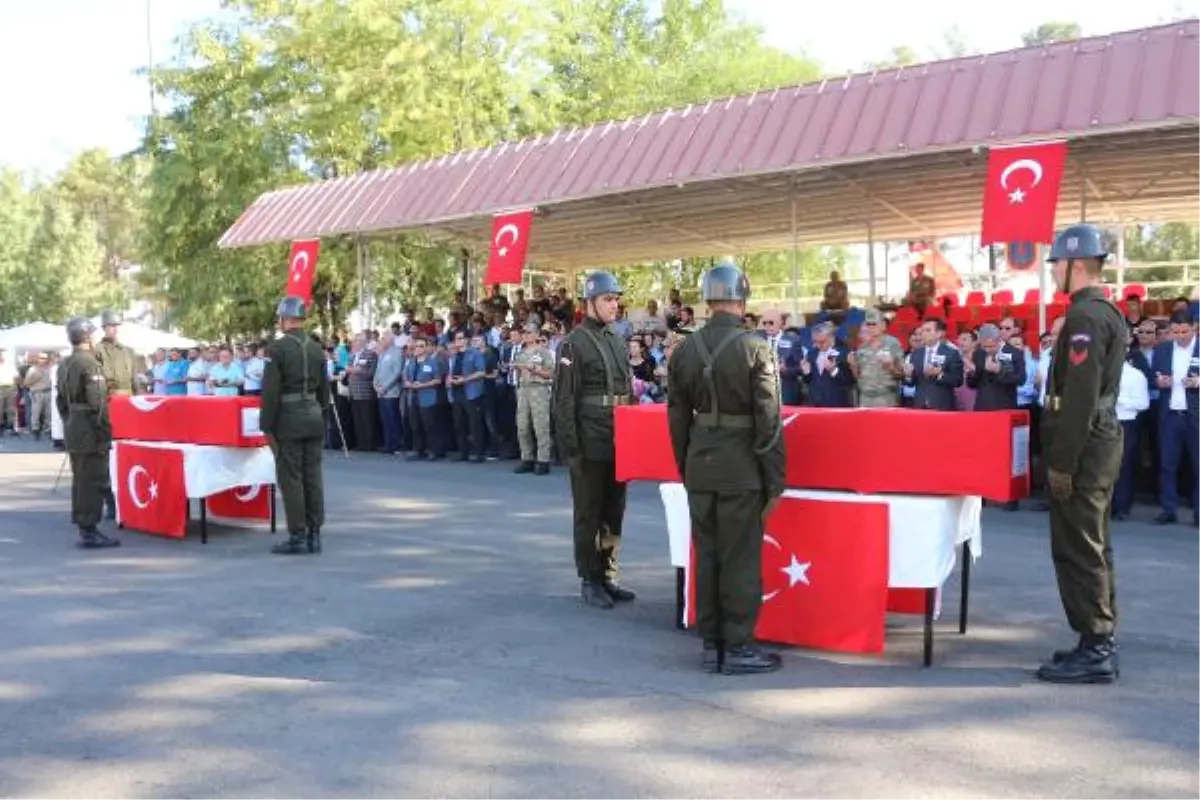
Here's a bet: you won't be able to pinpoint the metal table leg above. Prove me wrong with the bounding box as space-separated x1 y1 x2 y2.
675 567 685 630
269 485 277 534
959 541 972 635
922 587 937 667
200 497 208 544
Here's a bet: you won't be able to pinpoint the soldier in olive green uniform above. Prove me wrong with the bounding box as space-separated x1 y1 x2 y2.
552 271 636 609
1037 224 1127 685
94 309 141 519
667 261 787 675
55 317 120 549
513 322 555 475
850 308 905 407
260 296 330 555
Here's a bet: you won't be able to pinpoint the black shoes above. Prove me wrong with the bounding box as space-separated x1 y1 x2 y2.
77 526 120 549
534 462 550 475
721 644 783 675
702 640 723 673
1037 637 1119 684
1154 512 1178 525
307 526 322 554
271 531 309 555
603 581 636 603
580 580 614 609
513 461 535 474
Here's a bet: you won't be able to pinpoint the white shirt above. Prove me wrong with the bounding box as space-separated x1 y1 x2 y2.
1116 361 1150 421
187 359 210 396
1037 350 1052 407
243 357 265 391
1169 338 1195 411
0 358 14 387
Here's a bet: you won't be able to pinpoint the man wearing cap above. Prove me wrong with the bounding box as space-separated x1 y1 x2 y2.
512 322 554 474
553 270 636 609
94 310 141 397
849 308 904 407
1038 223 1127 685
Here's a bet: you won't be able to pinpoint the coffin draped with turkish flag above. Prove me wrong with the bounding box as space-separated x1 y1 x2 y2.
616 405 1029 502
109 396 266 448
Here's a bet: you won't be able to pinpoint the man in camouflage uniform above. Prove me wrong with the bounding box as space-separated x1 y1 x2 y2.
513 322 555 475
849 308 904 407
55 317 120 549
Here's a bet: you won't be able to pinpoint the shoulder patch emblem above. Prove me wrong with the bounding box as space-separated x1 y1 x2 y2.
559 357 572 366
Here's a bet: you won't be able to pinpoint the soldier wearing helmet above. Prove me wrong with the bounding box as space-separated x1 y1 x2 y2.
54 316 120 549
1037 223 1126 685
666 259 786 675
260 296 330 555
94 310 141 397
552 270 636 609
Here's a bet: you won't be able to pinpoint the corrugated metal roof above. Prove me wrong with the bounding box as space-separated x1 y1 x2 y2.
220 20 1200 249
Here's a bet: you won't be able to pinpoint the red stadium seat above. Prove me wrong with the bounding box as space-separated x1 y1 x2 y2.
992 289 1014 304
1022 288 1042 305
1053 291 1070 304
965 291 987 307
1122 283 1147 300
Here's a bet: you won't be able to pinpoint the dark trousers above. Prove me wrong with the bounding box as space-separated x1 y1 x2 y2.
419 405 446 457
479 392 500 456
273 436 324 532
497 384 519 457
451 398 484 458
69 449 109 528
398 394 413 452
378 396 401 454
568 457 627 582
1113 419 1140 515
688 490 766 647
350 398 380 452
1049 423 1121 641
1137 405 1160 500
1159 410 1200 514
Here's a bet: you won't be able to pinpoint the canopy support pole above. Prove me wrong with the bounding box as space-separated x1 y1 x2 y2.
1079 160 1088 222
789 181 799 318
1038 243 1048 336
1115 223 1126 293
866 217 877 305
355 238 366 331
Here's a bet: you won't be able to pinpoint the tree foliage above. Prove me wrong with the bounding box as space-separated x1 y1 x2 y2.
1021 21 1082 47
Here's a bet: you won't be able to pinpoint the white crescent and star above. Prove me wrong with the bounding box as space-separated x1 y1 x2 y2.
234 485 262 503
127 465 158 510
290 250 310 283
493 223 520 258
761 534 812 602
999 158 1044 205
129 396 169 412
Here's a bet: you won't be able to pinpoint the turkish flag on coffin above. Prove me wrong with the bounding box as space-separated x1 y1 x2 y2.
206 485 271 520
484 210 534 285
979 141 1068 246
116 443 188 538
287 239 320 304
685 496 891 654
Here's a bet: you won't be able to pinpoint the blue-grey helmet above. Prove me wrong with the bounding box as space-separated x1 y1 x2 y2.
583 271 622 300
701 259 751 302
276 296 307 320
99 309 122 327
1047 224 1108 263
66 316 96 346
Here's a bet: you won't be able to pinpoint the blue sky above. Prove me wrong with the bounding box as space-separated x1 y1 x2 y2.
2 0 1195 176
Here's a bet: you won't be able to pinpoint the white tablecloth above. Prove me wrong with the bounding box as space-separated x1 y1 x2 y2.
659 483 982 589
110 439 276 500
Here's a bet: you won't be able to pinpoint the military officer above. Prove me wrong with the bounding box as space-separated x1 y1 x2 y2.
260 296 330 555
849 308 904 407
1038 223 1127 685
666 260 787 675
513 322 555 475
55 317 120 549
94 310 141 396
552 270 636 609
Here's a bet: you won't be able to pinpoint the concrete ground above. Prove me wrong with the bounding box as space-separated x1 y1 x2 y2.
0 437 1195 799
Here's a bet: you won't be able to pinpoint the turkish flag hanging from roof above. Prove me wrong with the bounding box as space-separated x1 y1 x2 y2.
484 209 534 285
287 239 320 304
979 141 1069 246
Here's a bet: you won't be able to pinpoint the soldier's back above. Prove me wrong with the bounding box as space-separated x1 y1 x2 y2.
266 332 326 440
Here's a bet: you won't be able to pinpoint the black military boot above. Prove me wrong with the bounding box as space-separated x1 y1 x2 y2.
1036 637 1119 684
271 531 309 555
603 580 636 603
77 526 120 549
580 580 614 609
307 526 322 554
702 640 724 673
103 490 117 521
722 644 783 675
513 461 535 474
534 462 550 475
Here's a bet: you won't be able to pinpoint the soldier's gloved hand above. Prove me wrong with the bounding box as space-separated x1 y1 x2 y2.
1047 468 1073 502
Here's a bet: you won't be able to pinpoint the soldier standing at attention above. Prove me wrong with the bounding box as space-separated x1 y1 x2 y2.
55 317 120 549
1038 224 1127 685
553 271 636 609
667 260 787 675
94 309 141 519
849 308 904 407
261 297 330 556
513 322 555 475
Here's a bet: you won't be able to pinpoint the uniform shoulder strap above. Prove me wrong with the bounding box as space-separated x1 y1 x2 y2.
574 324 617 397
691 326 748 426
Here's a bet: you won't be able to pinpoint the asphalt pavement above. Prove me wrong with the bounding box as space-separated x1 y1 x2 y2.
0 436 1195 798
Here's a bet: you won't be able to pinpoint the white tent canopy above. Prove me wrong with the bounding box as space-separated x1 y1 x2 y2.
0 320 198 358
90 319 198 353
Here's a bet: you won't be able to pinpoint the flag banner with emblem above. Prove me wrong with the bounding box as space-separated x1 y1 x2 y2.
115 442 188 538
980 141 1068 246
206 485 271 520
484 210 534 285
287 239 320 304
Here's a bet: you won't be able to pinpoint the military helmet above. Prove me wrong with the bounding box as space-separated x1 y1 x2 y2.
1047 223 1108 263
583 271 623 300
276 296 307 320
701 259 751 302
99 309 122 327
66 316 96 346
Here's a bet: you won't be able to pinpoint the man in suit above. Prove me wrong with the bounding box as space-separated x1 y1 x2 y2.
800 321 855 407
1150 311 1199 526
968 323 1028 411
904 318 963 411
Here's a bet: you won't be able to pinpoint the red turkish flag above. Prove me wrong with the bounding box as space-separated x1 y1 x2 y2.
484 210 534 285
980 141 1068 246
115 443 188 538
206 485 271 521
287 239 320 304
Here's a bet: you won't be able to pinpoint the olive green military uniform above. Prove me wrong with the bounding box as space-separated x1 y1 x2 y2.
94 338 141 395
854 335 904 407
55 347 112 528
1042 286 1126 643
552 316 633 586
666 311 787 648
261 330 330 538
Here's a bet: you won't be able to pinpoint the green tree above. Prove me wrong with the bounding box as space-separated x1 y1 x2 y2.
54 149 146 278
1021 21 1082 47
866 45 921 70
1117 223 1199 300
